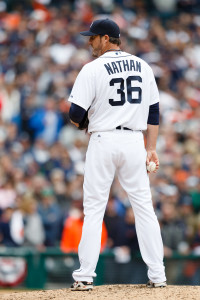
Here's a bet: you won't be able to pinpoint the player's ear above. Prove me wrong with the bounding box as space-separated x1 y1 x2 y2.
104 35 110 43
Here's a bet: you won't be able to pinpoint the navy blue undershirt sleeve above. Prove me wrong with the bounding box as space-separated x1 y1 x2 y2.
147 102 159 125
69 103 87 123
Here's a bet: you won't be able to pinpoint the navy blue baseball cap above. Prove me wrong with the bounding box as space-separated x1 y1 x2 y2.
80 18 120 38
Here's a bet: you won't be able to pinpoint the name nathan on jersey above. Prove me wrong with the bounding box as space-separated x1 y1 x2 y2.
104 59 141 75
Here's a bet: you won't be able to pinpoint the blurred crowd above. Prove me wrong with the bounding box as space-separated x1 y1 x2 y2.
0 0 199 282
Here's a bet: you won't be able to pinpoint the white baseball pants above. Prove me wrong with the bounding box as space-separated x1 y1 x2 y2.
72 130 166 283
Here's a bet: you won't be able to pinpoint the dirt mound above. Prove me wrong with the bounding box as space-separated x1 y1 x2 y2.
1 285 199 300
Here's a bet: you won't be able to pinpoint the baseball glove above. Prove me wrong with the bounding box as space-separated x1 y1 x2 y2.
78 111 89 131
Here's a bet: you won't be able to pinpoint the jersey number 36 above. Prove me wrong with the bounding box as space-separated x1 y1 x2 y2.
109 75 142 106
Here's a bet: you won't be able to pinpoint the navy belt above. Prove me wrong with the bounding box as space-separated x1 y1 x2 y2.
116 126 131 131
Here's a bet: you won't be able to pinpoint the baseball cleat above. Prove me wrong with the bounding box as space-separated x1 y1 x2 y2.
71 281 93 291
146 280 167 288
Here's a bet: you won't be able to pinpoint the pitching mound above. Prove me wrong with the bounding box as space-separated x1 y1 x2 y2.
1 284 200 300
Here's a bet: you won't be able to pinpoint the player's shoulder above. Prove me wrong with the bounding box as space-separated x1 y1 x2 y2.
81 60 95 71
77 60 96 79
82 57 108 76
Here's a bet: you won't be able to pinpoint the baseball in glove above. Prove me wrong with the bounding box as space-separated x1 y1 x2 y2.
78 111 89 131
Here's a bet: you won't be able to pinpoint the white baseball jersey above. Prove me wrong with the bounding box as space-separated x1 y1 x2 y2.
68 51 159 132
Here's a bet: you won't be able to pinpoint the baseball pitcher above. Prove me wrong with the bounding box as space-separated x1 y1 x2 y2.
68 18 167 291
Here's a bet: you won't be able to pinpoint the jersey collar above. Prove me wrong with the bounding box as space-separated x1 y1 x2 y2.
101 50 125 58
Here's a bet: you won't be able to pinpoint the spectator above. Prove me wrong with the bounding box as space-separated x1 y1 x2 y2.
160 202 189 256
19 193 45 249
28 98 63 146
0 177 17 214
61 203 107 253
0 83 20 124
104 194 127 249
0 207 17 247
124 206 139 253
49 168 69 212
38 187 62 246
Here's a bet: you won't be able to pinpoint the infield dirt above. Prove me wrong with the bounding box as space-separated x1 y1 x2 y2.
0 285 200 300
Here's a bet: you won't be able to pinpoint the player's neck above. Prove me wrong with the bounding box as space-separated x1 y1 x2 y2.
103 46 120 55
104 49 121 53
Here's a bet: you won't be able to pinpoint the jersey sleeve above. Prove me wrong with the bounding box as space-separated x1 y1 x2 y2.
68 64 95 111
149 68 160 106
